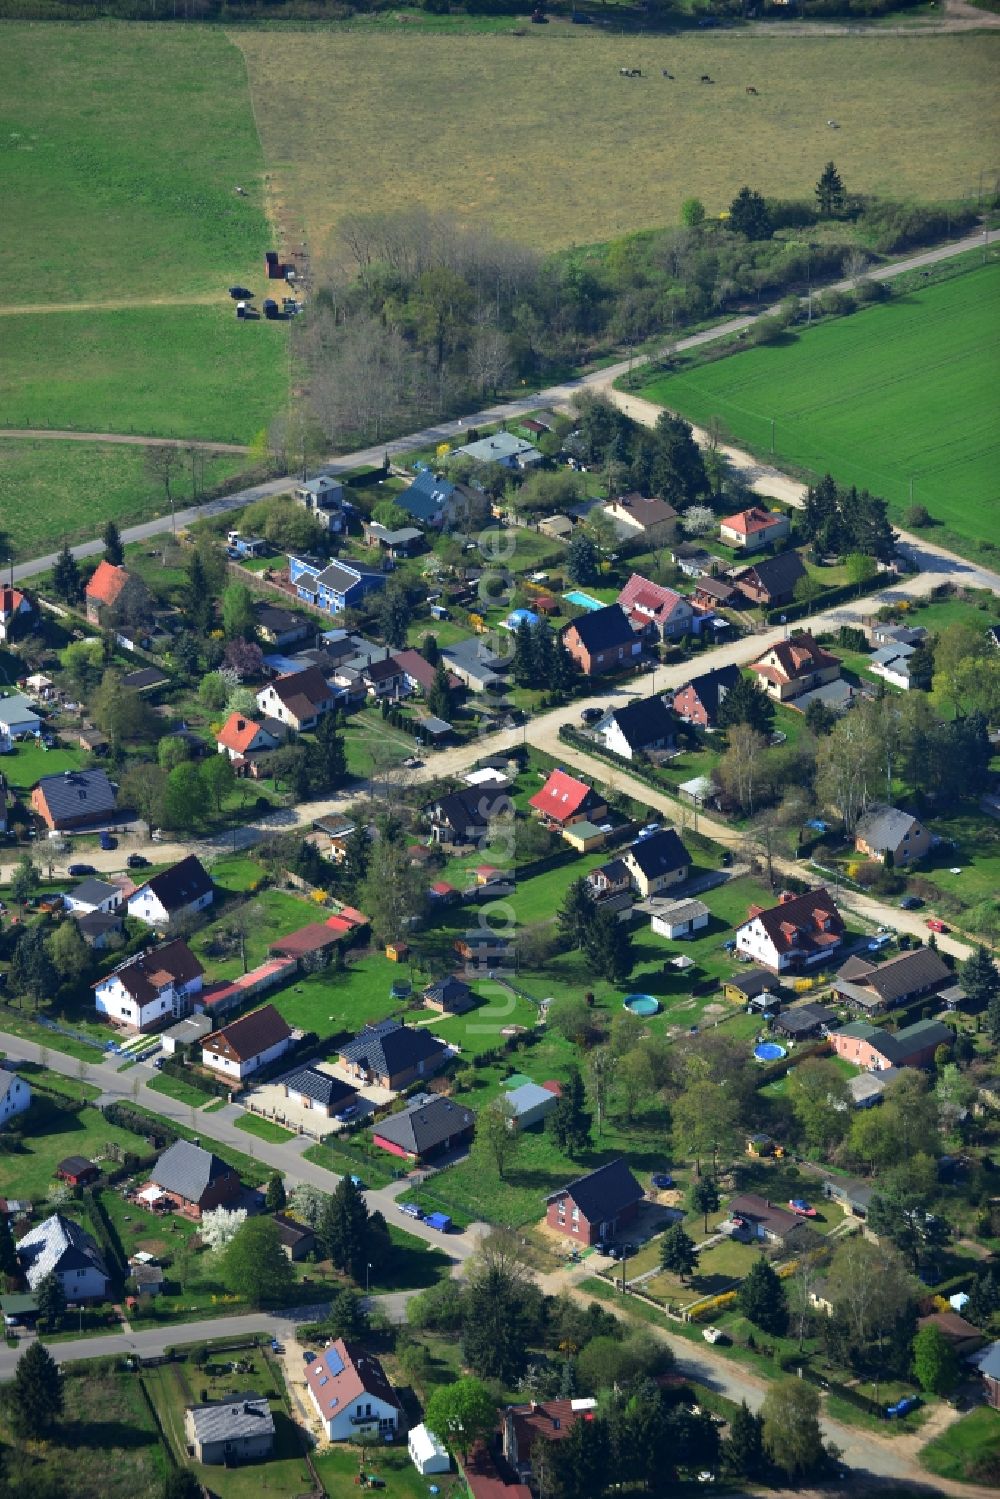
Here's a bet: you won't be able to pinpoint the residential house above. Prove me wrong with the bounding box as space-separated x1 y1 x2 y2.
361 520 424 559
672 664 743 729
305 1339 403 1442
74 908 124 949
294 475 346 533
545 1159 644 1245
216 712 283 766
452 432 541 470
772 1003 835 1040
84 560 131 624
616 573 694 641
0 1066 31 1128
397 470 459 529
63 877 122 916
256 666 337 730
287 555 386 619
725 1194 800 1248
604 494 678 545
830 1017 954 1072
562 604 642 677
184 1397 275 1465
622 827 691 899
127 855 214 928
916 1312 983 1358
833 947 952 1015
501 1399 595 1485
822 1177 874 1222
504 1081 559 1132
148 1139 242 1218
201 1005 292 1084
732 551 808 608
720 506 790 552
56 1156 99 1187
253 603 311 648
94 939 204 1032
871 623 928 650
0 692 40 742
17 1212 109 1301
869 641 919 690
735 887 845 972
538 513 575 542
427 786 512 845
593 696 676 762
649 897 710 940
854 805 932 866
0 587 32 643
749 632 841 703
441 638 511 694
529 769 607 829
281 1066 357 1121
586 858 632 902
391 648 461 699
31 767 117 831
692 575 741 611
968 1342 1000 1411
423 976 477 1016
361 656 408 700
273 1214 316 1262
338 1019 449 1092
371 1093 475 1163
671 542 714 578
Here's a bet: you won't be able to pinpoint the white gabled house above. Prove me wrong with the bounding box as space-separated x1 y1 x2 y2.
201 1005 292 1084
94 939 204 1032
17 1212 109 1302
735 887 845 973
0 1064 31 1127
127 855 214 928
304 1338 403 1442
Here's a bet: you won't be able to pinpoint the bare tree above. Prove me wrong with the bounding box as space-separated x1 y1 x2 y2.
145 445 184 534
843 249 870 288
720 724 767 817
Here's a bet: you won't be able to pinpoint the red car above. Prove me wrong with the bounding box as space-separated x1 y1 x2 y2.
788 1199 817 1218
926 917 949 934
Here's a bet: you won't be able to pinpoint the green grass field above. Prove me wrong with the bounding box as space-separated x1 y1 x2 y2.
0 1094 149 1201
638 262 1000 564
0 440 251 559
920 1407 1000 1483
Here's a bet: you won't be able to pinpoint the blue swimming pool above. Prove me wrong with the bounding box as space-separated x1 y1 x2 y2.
564 589 605 611
754 1042 787 1062
624 994 660 1017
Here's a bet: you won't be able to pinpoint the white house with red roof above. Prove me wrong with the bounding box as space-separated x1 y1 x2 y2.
719 506 790 553
529 770 608 829
84 561 131 625
749 632 841 703
256 666 336 730
215 712 283 764
616 573 694 641
304 1339 403 1441
0 587 32 643
735 887 845 972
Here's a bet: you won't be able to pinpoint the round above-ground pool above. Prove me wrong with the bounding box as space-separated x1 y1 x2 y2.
624 994 660 1017
754 1041 787 1062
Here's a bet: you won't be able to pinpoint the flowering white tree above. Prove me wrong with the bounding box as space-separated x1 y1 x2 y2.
200 1206 247 1252
681 505 716 537
289 1184 329 1229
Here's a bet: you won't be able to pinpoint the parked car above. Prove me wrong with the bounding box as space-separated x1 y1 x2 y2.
67 863 96 877
788 1199 817 1217
127 853 150 869
402 757 423 769
594 1241 613 1256
886 1396 920 1418
899 895 923 910
334 1103 359 1124
703 1326 725 1345
651 1173 674 1189
580 706 603 724
398 1202 423 1219
99 832 117 851
926 917 949 933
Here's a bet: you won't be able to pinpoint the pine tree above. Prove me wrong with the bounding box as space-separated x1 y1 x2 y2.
36 1272 67 1331
716 674 774 736
723 1400 766 1479
659 1223 699 1284
102 519 125 566
583 904 634 984
319 1175 370 1279
963 945 1000 1040
52 542 81 604
512 618 536 686
728 185 772 241
341 823 371 884
551 637 579 693
265 1172 286 1212
738 1256 788 1335
567 531 599 585
4 1340 63 1439
422 633 440 666
815 160 846 216
556 877 592 950
688 1176 721 1235
427 662 454 720
549 1068 591 1156
0 1213 17 1278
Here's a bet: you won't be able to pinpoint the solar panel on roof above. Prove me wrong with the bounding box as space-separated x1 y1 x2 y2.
325 1347 345 1375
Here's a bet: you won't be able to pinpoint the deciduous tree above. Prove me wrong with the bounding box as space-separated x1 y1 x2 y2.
912 1321 959 1396
424 1377 499 1465
761 1378 823 1481
223 1217 294 1307
474 1095 520 1181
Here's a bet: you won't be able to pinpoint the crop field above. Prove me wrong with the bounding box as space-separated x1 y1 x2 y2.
234 29 998 262
638 261 1000 561
0 439 250 559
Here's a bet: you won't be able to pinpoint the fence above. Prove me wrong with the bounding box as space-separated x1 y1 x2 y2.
10 1011 109 1052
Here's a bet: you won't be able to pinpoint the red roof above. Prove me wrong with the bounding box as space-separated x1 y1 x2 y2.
216 711 265 755
541 1079 562 1096
464 1444 531 1499
430 880 456 896
324 914 353 934
269 923 344 958
337 905 369 927
529 769 597 824
722 506 784 535
391 648 461 694
617 572 685 624
750 631 839 686
0 587 26 617
85 560 129 607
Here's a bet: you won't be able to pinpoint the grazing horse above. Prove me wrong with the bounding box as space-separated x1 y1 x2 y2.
700 74 714 83
746 85 758 95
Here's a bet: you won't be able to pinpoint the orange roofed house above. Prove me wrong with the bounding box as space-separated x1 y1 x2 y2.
749 632 841 703
84 561 131 625
215 711 284 773
735 887 845 973
0 586 32 644
529 769 607 829
720 506 790 553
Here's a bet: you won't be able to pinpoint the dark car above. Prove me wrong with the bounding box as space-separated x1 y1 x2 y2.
263 298 280 319
67 863 96 877
228 286 253 299
899 895 923 910
334 1103 359 1124
580 706 603 724
127 853 151 869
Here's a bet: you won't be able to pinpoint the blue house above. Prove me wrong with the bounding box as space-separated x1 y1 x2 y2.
288 555 386 617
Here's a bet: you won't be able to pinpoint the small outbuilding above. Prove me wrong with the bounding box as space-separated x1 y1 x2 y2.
408 1422 451 1476
504 1081 558 1132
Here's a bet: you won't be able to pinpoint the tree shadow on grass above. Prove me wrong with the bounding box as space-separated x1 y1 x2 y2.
55 1417 159 1452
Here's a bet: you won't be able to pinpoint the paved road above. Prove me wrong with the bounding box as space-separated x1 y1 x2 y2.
10 229 992 587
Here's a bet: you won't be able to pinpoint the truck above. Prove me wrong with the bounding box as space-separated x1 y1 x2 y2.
263 298 280 320
424 1212 451 1233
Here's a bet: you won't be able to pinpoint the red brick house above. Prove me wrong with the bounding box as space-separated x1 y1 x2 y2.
731 551 807 608
561 604 641 677
84 561 131 625
529 769 607 829
545 1159 644 1245
146 1139 242 1220
672 664 743 729
830 1017 954 1072
370 1093 474 1163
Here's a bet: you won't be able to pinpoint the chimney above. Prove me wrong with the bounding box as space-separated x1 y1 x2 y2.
779 891 795 905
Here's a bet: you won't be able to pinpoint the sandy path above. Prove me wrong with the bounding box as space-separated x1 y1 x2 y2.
0 429 249 454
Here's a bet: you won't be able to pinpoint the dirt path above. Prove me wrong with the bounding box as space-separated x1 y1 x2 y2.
0 429 249 454
743 0 1000 29
0 292 224 317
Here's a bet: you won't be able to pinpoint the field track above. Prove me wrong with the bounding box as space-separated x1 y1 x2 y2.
0 430 249 453
0 295 222 317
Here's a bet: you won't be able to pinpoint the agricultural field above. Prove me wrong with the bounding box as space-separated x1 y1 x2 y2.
638 261 1000 564
234 29 997 262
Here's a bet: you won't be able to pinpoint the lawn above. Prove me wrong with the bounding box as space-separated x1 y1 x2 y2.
0 735 85 789
235 29 996 261
313 1444 464 1499
147 1072 217 1110
270 952 416 1042
916 810 1000 912
639 1234 762 1308
189 886 320 979
638 261 1000 566
0 1094 150 1201
344 707 416 778
920 1406 1000 1484
0 439 251 560
234 1113 296 1143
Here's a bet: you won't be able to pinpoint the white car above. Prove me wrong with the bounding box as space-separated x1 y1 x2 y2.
703 1326 724 1345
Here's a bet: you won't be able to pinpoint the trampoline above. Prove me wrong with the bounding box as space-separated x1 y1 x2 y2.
623 994 660 1017
754 1042 787 1062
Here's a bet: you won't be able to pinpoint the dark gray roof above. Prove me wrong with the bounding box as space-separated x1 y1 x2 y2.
73 910 124 943
774 1003 835 1036
371 1093 474 1156
564 603 636 654
282 1066 356 1110
36 768 116 821
69 877 119 908
430 786 511 834
151 1139 236 1205
316 561 364 595
855 804 922 852
675 663 742 722
726 968 776 999
423 976 475 1013
17 1212 108 1291
626 827 690 879
340 1019 447 1078
254 604 308 634
188 1396 274 1446
735 549 807 597
121 667 169 691
442 637 510 680
599 694 675 750
546 1158 644 1220
139 855 213 914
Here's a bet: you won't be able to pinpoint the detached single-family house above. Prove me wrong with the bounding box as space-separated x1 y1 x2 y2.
426 785 511 845
361 520 424 559
673 664 743 730
148 1139 241 1219
854 805 931 866
749 632 841 703
868 641 919 691
184 1396 275 1466
371 1093 475 1163
822 1177 874 1222
604 494 678 546
0 1066 31 1128
31 768 117 831
64 877 122 917
281 1066 358 1121
720 506 790 553
587 857 632 903
94 939 204 1031
529 769 607 829
74 909 124 949
725 1194 800 1248
968 1342 1000 1411
452 432 541 470
397 470 459 528
127 855 214 928
0 587 32 644
562 604 642 677
423 976 477 1016
17 1212 109 1301
830 1017 954 1072
617 573 694 641
304 1339 403 1442
916 1311 984 1359
871 622 928 650
833 947 951 1015
254 604 311 648
504 1081 558 1132
201 1004 292 1084
257 666 337 730
84 560 131 625
338 1019 449 1093
288 555 386 619
216 712 283 766
273 1214 316 1262
649 897 710 940
501 1399 595 1486
732 551 808 608
0 692 40 742
294 475 346 533
545 1159 644 1246
593 695 676 762
441 638 511 694
735 887 845 972
623 827 691 899
391 648 461 699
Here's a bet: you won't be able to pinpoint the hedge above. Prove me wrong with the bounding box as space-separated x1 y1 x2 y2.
764 569 887 626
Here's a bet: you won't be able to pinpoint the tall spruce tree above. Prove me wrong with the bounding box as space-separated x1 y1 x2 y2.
738 1256 788 1335
52 543 81 604
319 1175 370 1279
102 519 125 566
815 161 846 216
3 1340 63 1439
549 1068 591 1156
0 1213 17 1279
659 1222 699 1284
36 1272 66 1331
